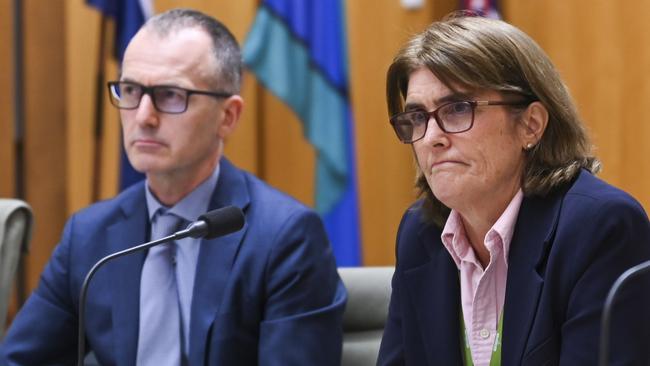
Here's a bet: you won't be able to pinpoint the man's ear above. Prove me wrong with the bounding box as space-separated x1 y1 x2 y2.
519 101 548 149
217 95 244 139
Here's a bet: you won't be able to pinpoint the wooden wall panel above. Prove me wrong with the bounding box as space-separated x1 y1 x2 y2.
23 0 67 290
65 2 100 213
0 0 14 197
503 0 650 213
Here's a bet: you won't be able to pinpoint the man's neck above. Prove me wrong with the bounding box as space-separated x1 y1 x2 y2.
148 157 219 206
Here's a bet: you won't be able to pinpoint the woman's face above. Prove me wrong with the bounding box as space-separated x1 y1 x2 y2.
408 68 529 215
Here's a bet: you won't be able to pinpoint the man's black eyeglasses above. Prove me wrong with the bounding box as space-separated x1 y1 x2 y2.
107 81 233 114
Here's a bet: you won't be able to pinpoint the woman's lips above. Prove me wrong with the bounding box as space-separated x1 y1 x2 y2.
431 160 463 169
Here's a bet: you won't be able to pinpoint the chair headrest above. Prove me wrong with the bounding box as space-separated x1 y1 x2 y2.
338 266 394 331
0 199 33 254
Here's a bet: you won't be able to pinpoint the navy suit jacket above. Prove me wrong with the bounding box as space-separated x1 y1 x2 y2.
1 158 346 365
378 170 650 365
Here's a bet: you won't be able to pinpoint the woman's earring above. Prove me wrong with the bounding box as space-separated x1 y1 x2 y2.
525 143 535 150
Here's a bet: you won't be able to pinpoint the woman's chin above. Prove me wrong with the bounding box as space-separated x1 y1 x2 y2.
428 178 470 210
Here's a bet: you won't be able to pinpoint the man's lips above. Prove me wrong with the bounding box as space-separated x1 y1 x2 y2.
131 138 166 148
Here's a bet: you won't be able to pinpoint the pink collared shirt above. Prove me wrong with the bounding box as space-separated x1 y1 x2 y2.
441 190 524 366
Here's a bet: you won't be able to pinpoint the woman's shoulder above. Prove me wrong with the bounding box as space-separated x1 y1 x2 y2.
397 200 433 237
393 200 445 266
564 170 647 219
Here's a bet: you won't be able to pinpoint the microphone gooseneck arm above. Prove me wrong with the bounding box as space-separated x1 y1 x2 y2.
77 231 186 366
76 205 245 366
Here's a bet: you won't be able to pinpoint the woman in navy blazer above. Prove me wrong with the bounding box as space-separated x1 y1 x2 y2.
378 14 650 366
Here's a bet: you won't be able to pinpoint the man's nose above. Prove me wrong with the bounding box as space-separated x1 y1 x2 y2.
134 93 159 127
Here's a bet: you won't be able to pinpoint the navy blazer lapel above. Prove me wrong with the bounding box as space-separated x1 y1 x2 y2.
105 184 149 365
502 192 562 366
189 159 251 364
404 223 463 366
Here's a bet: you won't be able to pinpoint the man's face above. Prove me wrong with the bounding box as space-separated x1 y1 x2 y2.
119 26 228 180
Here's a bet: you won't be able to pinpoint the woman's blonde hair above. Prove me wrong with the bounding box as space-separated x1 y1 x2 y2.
387 14 600 227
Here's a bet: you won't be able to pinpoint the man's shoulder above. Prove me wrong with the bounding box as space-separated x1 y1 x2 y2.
238 168 314 217
72 181 145 225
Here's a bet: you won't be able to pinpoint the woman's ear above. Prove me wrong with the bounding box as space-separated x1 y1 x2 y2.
217 95 244 139
519 101 548 149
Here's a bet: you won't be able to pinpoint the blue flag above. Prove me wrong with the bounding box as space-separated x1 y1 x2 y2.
243 0 362 265
87 0 152 190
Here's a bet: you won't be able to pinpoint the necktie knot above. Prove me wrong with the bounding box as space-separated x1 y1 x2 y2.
152 210 185 240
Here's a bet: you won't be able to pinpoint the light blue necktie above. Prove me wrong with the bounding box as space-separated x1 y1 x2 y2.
137 210 183 365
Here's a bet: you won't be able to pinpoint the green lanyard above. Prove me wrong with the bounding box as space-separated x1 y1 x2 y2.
460 308 503 366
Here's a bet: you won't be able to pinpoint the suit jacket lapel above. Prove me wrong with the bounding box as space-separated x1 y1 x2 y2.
189 158 251 364
404 223 463 366
106 184 149 365
502 192 562 366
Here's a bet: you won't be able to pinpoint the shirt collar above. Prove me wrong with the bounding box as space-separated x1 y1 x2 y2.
145 164 221 223
489 189 524 262
441 189 524 268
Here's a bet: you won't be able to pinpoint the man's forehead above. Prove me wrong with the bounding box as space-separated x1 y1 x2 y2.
121 27 217 88
125 27 213 63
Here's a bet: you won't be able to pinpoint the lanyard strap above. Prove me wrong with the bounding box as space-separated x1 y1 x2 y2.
460 308 503 366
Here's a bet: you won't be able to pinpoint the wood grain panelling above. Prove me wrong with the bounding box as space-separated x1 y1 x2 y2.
7 0 650 301
65 2 100 212
23 0 67 290
66 1 123 209
504 0 650 214
0 0 14 197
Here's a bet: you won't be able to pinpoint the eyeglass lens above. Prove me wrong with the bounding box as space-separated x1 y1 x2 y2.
392 101 474 142
110 82 189 113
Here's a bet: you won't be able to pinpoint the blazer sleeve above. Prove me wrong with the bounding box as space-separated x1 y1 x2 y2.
257 209 347 366
1 215 79 366
557 195 650 365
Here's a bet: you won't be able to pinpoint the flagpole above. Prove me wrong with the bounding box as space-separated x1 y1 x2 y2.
92 14 108 202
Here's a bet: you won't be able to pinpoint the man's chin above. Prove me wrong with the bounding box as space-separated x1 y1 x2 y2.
127 159 161 176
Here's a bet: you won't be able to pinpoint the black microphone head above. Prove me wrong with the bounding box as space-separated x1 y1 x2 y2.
197 206 245 239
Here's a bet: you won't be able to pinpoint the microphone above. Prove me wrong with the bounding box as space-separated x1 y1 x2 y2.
76 206 245 366
598 259 650 366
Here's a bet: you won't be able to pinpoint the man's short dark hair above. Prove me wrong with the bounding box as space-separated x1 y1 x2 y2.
146 8 242 94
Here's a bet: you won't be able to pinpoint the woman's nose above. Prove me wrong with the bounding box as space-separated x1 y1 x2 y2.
420 116 449 147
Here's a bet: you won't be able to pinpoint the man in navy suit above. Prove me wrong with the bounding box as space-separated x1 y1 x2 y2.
1 8 346 365
379 14 650 365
